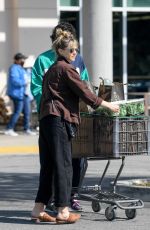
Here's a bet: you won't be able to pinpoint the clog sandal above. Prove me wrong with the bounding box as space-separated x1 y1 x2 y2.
31 212 56 223
56 212 80 224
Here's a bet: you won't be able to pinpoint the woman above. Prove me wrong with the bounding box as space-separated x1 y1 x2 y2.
5 53 35 136
31 30 119 224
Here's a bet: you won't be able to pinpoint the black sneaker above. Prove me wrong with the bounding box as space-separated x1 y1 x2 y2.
45 202 58 214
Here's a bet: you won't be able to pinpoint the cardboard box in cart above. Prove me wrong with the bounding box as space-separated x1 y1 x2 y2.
72 115 150 158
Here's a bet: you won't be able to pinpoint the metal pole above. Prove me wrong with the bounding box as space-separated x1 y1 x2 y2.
79 0 83 56
122 0 128 100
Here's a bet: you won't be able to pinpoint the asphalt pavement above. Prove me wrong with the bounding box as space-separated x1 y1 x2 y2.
0 130 150 230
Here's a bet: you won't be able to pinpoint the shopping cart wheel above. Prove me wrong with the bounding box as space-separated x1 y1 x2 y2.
125 208 137 219
105 206 116 221
92 201 101 212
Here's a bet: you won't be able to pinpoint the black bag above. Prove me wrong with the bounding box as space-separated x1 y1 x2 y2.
50 96 78 139
65 121 77 139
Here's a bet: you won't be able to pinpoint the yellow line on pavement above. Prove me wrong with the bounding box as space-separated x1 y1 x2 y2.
0 146 38 154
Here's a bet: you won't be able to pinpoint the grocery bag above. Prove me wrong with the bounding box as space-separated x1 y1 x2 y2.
98 77 124 102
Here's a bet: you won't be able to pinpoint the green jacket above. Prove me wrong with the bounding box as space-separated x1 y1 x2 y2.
31 49 89 111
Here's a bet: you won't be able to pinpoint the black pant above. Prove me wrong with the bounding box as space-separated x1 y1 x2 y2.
35 115 73 207
72 158 81 188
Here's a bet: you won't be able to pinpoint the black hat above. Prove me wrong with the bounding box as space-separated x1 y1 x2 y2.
14 53 27 60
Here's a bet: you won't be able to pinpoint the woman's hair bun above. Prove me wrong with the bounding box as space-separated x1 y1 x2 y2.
55 28 72 39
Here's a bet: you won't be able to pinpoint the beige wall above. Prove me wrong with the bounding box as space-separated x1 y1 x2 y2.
0 0 113 97
0 0 58 69
0 0 58 97
18 0 58 57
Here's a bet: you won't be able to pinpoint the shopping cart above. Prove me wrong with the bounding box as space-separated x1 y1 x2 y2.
72 114 150 221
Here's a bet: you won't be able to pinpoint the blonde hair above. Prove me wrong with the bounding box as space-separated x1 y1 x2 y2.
52 29 78 55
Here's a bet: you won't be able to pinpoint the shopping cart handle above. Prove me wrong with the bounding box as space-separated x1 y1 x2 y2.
115 199 144 210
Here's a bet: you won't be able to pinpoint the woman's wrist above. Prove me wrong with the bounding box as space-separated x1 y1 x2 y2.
101 100 110 109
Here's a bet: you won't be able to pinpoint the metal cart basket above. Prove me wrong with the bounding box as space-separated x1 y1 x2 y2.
72 114 150 221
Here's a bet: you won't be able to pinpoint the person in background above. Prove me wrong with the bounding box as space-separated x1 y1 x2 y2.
31 22 89 211
5 53 36 136
31 30 119 224
23 56 35 102
23 56 36 135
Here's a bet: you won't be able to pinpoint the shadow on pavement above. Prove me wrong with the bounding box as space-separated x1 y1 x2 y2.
0 209 127 225
0 172 38 201
0 173 149 225
0 210 31 225
0 172 150 201
0 210 54 225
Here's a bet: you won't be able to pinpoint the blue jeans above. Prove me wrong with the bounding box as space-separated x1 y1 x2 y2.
7 96 31 130
23 95 31 130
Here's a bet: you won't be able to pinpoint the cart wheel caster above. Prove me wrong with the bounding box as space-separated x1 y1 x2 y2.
105 206 116 221
92 201 101 212
125 208 137 219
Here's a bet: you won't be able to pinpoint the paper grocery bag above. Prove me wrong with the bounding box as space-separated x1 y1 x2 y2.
98 77 124 102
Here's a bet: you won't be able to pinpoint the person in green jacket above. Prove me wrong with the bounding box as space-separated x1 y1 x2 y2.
31 22 89 211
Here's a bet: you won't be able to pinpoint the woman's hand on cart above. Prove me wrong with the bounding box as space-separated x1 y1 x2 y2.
101 100 120 113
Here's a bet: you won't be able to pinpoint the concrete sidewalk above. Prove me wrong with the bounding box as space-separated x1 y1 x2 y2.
0 129 38 154
0 153 150 230
0 129 150 229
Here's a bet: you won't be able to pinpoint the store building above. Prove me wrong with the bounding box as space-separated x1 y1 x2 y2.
0 0 150 99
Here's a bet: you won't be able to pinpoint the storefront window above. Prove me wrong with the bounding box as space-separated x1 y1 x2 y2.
128 13 150 76
113 0 150 7
112 0 122 7
113 12 123 81
127 0 150 7
60 11 79 39
128 12 150 93
113 11 150 92
60 0 79 6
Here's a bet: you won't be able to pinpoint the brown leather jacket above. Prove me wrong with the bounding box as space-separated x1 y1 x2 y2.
39 56 103 124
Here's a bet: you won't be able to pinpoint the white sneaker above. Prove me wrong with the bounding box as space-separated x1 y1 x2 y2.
25 129 36 136
4 129 18 137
